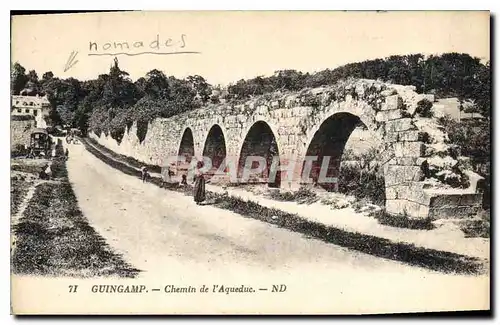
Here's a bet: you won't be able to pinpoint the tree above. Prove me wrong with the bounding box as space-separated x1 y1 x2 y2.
11 62 28 95
28 70 39 83
386 55 411 85
472 61 490 118
101 57 139 109
74 105 91 136
167 77 198 114
38 71 55 95
45 105 63 126
42 71 54 81
187 75 211 103
56 105 75 126
18 70 41 95
86 58 141 141
144 69 169 98
134 77 147 97
272 70 305 91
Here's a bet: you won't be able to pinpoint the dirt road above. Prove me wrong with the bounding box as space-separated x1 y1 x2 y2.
62 143 489 313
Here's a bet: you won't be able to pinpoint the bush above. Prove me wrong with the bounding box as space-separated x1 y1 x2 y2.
11 144 28 157
418 131 431 143
136 120 149 143
438 116 490 208
460 210 490 238
11 162 44 175
55 143 65 157
415 98 434 117
301 94 322 109
338 163 385 206
50 157 68 179
369 209 435 230
320 195 353 209
268 186 319 204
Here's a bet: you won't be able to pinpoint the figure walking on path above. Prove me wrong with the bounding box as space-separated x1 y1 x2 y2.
180 174 188 186
39 163 52 180
141 166 149 183
161 163 176 188
193 161 207 205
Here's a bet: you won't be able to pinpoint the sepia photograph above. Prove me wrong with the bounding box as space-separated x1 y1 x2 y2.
9 10 491 315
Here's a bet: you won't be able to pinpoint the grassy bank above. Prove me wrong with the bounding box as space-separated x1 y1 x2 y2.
11 159 46 215
11 157 140 278
87 137 161 174
82 138 486 275
11 176 32 215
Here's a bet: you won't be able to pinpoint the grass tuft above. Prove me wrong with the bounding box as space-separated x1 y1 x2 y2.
460 210 490 238
368 209 435 230
268 187 319 204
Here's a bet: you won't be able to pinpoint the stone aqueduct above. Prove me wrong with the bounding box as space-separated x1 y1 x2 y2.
92 79 483 220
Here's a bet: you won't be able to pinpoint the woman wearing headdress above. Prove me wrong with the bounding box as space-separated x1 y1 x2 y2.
193 160 206 205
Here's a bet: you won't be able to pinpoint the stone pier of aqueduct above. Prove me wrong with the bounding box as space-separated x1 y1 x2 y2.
91 79 483 220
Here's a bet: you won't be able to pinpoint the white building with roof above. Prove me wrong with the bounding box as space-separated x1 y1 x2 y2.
11 94 51 128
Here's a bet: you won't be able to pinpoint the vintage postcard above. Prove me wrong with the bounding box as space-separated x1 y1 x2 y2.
10 11 490 315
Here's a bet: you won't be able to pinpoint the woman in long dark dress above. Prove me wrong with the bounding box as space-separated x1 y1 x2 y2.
193 161 206 205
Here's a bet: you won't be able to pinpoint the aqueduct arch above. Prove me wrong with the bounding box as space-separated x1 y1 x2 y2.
177 127 195 174
302 112 370 191
202 124 227 179
237 120 281 188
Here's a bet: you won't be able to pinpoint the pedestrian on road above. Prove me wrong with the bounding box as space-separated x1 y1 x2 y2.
168 163 175 178
39 164 49 180
40 163 52 180
161 163 175 188
160 167 168 188
180 174 188 186
141 166 149 183
65 148 69 160
193 161 207 205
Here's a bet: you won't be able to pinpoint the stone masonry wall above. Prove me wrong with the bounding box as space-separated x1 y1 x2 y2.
11 118 35 150
91 78 483 220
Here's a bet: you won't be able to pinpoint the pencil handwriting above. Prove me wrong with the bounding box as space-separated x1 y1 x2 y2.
88 34 201 57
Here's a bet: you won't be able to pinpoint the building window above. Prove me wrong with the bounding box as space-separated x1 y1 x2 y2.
33 110 38 116
17 108 21 113
25 109 30 113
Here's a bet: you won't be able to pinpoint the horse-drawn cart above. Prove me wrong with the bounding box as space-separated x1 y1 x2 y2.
28 128 52 158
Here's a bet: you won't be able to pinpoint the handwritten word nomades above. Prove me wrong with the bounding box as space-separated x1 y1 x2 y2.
89 34 187 54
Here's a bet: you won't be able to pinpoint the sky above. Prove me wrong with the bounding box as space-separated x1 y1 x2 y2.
11 11 490 86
